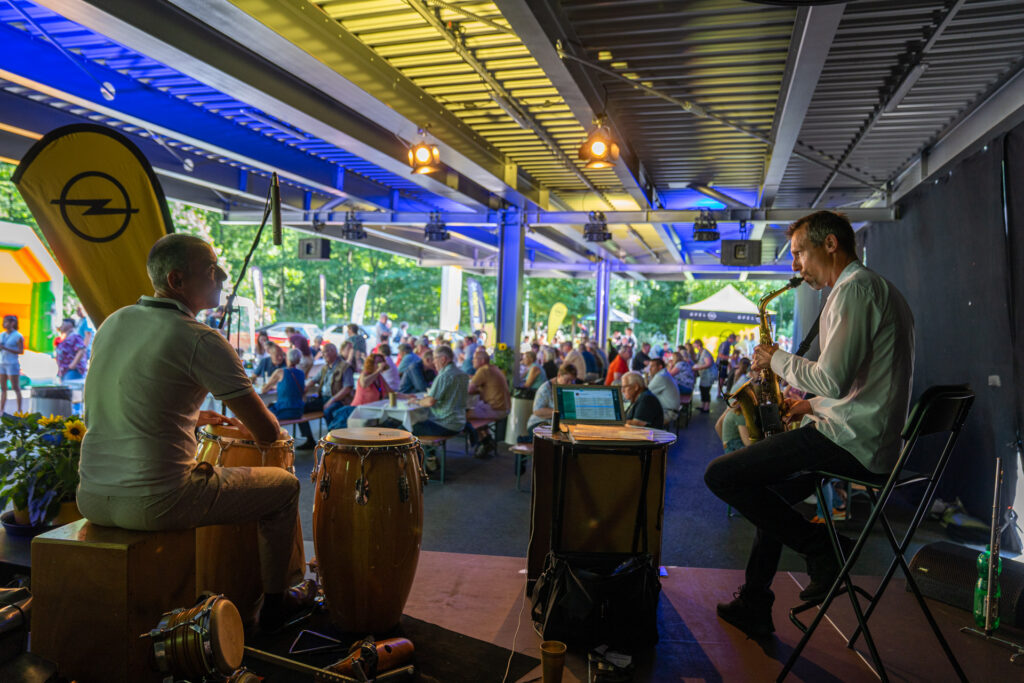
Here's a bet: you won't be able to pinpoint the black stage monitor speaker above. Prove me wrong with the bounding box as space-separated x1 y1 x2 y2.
908 541 1024 627
298 237 331 261
721 239 762 266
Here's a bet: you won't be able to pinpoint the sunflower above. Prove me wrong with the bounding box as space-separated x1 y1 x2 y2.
38 414 65 427
12 411 32 419
498 343 508 351
63 419 87 442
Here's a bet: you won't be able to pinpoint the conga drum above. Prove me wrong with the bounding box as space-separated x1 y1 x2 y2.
195 425 306 623
312 428 424 633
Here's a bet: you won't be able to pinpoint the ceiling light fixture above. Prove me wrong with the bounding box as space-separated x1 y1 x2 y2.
578 116 619 170
408 136 441 174
341 211 367 240
692 208 720 242
583 211 611 242
424 211 449 242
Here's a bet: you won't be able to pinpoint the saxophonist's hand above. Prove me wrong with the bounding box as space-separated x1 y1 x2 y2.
751 343 778 372
782 398 812 425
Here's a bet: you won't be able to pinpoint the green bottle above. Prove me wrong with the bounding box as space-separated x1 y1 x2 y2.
973 546 1002 629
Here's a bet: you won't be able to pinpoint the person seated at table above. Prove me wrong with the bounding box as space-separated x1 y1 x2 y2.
293 342 352 449
285 327 314 376
78 233 309 633
525 363 578 434
397 343 428 393
467 347 511 455
320 341 357 431
646 357 681 425
668 350 695 397
561 341 587 380
262 349 306 421
252 342 286 384
587 340 608 378
621 371 664 430
520 350 545 391
605 344 631 385
579 340 599 382
352 353 396 407
378 343 401 388
421 348 438 385
407 346 468 448
541 347 559 380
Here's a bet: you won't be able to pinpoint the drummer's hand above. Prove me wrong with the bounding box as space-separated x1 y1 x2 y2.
197 410 236 427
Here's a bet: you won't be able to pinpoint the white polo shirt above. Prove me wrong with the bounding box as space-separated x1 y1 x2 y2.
771 261 915 474
80 296 252 496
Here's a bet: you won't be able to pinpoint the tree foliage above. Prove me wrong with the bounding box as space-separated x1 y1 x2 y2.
2 161 795 338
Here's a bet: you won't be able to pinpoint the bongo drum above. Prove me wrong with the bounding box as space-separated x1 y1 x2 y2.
312 428 425 633
145 594 244 680
195 425 306 623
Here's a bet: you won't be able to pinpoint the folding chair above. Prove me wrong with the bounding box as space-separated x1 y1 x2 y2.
779 385 975 683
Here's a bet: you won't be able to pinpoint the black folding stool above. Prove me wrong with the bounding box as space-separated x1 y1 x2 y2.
779 385 975 682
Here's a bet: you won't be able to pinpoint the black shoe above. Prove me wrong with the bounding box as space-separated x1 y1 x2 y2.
716 586 775 637
800 535 855 604
474 438 494 458
296 439 316 450
258 579 318 633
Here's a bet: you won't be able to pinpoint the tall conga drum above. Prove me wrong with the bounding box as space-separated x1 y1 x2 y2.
195 425 306 623
312 428 424 633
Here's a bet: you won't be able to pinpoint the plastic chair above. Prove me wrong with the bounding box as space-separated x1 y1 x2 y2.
779 385 975 683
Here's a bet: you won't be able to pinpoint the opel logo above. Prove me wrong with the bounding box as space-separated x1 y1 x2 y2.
49 171 139 243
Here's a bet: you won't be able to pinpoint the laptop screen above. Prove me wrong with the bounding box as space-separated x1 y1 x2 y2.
556 386 624 423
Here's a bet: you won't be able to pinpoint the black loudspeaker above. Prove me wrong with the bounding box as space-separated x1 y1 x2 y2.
721 239 762 266
908 541 1024 627
298 237 331 260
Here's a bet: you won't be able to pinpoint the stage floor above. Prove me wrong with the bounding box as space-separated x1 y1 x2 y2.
401 549 1024 682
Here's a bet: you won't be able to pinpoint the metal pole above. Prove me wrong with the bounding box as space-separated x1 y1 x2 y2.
595 259 611 350
495 208 524 359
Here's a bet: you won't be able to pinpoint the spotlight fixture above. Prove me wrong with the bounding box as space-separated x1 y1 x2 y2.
341 211 367 240
692 208 720 242
583 211 611 242
424 211 449 242
408 140 440 174
578 118 619 170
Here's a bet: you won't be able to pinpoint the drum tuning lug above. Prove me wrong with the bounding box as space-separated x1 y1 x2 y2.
355 477 371 505
398 474 410 502
319 473 331 499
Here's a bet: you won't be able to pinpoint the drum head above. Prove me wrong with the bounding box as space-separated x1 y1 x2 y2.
325 427 414 446
208 598 244 673
201 424 292 444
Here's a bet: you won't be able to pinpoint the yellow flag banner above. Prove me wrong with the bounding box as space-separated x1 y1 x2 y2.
12 124 173 327
546 302 568 343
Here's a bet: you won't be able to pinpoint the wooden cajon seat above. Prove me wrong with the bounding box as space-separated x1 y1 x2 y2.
31 518 196 683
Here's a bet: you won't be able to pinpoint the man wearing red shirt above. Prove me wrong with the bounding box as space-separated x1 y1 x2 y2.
604 345 632 385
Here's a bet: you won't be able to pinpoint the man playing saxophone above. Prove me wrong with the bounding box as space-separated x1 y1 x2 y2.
704 210 914 638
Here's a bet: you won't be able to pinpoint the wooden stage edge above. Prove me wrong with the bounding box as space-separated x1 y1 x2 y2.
402 548 1024 682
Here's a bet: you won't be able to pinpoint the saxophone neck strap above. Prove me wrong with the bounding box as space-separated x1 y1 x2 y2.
794 311 822 358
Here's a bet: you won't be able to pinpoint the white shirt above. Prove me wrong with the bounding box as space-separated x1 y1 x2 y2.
647 368 681 415
80 297 252 496
771 261 914 474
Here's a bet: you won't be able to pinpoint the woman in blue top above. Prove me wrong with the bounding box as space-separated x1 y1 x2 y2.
262 348 306 420
520 350 546 391
1 315 25 414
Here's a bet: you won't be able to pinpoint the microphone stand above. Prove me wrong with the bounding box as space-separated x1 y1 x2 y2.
220 183 274 414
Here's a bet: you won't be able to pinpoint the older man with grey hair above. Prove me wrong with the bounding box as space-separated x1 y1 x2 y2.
620 371 665 430
78 233 311 633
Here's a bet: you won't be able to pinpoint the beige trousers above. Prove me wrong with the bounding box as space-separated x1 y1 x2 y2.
77 462 300 593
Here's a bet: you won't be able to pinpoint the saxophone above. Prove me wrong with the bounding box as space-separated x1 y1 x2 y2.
727 276 802 440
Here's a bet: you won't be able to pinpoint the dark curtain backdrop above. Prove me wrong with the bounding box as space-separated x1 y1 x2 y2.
859 130 1022 550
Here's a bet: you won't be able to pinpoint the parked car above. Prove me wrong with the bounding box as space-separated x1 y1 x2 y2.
257 322 322 348
322 323 377 351
422 329 465 345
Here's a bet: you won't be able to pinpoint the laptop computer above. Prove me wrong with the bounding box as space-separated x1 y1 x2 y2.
555 385 626 426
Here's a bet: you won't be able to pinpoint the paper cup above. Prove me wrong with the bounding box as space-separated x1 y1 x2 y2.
541 640 567 683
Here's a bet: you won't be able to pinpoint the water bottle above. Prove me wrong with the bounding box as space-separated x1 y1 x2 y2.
973 546 1002 629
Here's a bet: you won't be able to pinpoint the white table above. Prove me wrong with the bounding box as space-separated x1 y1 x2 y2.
347 396 430 432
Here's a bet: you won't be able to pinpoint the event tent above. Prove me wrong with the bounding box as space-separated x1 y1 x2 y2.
676 285 769 353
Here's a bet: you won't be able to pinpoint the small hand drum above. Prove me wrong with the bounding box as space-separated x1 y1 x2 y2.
143 594 244 680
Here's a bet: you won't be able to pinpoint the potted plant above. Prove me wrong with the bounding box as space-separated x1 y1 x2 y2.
0 411 85 531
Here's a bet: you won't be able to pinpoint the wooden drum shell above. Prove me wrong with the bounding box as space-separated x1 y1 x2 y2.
195 426 306 623
312 428 424 634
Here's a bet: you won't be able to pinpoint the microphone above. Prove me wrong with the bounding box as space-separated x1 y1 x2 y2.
271 172 282 246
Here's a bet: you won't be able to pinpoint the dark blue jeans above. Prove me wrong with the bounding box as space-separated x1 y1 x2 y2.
412 420 460 438
704 424 876 595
